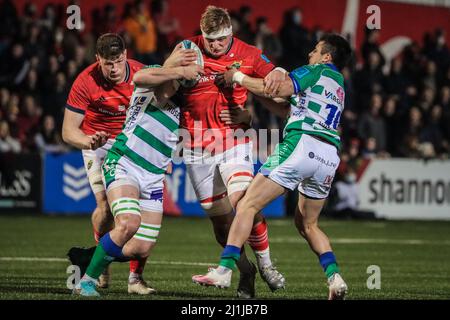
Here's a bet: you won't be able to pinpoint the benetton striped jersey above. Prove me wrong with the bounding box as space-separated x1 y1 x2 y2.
286 63 345 149
109 86 180 174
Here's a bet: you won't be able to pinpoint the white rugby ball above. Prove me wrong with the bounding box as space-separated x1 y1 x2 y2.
178 40 204 88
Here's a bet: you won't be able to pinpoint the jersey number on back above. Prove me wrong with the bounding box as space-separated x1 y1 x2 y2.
325 104 341 130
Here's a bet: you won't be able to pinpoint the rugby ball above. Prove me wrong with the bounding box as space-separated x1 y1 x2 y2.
178 40 204 88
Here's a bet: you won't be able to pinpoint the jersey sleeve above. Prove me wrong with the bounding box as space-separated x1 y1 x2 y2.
288 65 320 94
66 75 90 114
251 50 275 78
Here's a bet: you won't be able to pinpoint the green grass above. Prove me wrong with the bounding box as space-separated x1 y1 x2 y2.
0 215 450 300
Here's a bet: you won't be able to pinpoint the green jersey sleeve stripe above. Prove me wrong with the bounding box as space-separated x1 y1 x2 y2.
145 106 178 132
134 125 173 158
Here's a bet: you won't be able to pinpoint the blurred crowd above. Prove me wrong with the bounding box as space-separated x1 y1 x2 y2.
1 0 449 171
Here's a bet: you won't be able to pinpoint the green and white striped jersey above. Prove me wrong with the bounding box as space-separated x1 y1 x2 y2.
286 63 345 149
109 86 180 174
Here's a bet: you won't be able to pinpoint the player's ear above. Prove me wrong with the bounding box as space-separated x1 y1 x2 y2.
322 52 332 64
123 49 127 58
95 54 100 62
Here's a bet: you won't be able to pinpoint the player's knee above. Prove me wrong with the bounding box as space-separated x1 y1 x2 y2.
116 215 141 239
132 223 161 256
200 197 233 217
227 174 252 198
111 197 142 237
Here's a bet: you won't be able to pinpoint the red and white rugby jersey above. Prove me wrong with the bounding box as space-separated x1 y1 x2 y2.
66 59 144 139
179 35 275 151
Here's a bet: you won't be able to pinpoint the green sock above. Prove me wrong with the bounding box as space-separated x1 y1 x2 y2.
85 244 115 279
325 263 340 278
219 253 241 270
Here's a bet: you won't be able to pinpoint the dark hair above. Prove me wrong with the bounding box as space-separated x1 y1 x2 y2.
319 34 352 70
96 33 125 60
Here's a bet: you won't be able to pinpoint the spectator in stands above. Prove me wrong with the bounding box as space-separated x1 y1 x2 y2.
34 114 67 153
123 0 159 65
383 96 401 156
421 104 449 157
326 166 375 219
279 7 311 70
0 120 21 153
360 29 385 66
237 6 255 44
255 16 282 64
385 57 409 96
354 51 385 110
152 0 181 59
358 94 387 153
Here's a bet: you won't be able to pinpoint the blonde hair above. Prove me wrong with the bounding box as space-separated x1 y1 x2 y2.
200 6 231 34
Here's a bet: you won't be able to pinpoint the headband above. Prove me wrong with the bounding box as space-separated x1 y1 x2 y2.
201 26 233 40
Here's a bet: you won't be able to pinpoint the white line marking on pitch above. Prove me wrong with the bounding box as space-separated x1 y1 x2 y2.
0 257 213 266
269 238 450 245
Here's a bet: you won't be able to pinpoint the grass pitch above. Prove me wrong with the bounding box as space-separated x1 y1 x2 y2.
0 214 449 300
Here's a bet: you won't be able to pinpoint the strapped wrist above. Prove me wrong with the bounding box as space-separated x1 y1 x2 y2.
232 71 246 85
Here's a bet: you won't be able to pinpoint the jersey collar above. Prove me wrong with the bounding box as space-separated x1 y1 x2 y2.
325 63 338 71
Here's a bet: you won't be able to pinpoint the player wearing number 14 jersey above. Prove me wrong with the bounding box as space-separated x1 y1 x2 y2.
193 34 352 300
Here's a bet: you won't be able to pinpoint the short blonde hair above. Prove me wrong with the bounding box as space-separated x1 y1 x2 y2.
200 5 231 34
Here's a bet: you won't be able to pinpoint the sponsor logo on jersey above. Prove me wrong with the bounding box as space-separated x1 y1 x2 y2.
229 60 243 69
324 90 343 106
198 73 219 84
118 104 126 112
336 87 345 102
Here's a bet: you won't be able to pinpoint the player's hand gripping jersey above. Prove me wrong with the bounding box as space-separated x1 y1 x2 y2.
66 59 144 138
286 63 345 149
180 36 275 151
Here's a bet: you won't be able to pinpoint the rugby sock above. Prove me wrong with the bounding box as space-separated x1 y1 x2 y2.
219 245 241 271
85 233 127 279
319 251 340 279
129 258 147 275
247 219 272 268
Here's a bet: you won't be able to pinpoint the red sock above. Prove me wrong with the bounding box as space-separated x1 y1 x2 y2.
130 257 148 274
247 219 269 251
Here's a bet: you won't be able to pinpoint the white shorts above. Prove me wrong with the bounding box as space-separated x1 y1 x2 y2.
184 142 254 205
82 139 115 194
102 149 164 213
260 133 340 199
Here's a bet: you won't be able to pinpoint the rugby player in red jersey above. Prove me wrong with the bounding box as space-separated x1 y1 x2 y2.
181 6 287 298
62 33 154 294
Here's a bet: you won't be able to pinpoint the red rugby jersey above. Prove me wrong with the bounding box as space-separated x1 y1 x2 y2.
180 36 275 151
66 59 144 138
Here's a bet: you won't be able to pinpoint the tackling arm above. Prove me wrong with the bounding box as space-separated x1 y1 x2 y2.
62 109 109 150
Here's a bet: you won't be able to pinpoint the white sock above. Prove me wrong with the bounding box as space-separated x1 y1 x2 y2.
81 274 97 284
255 248 272 269
216 266 232 275
128 271 141 283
